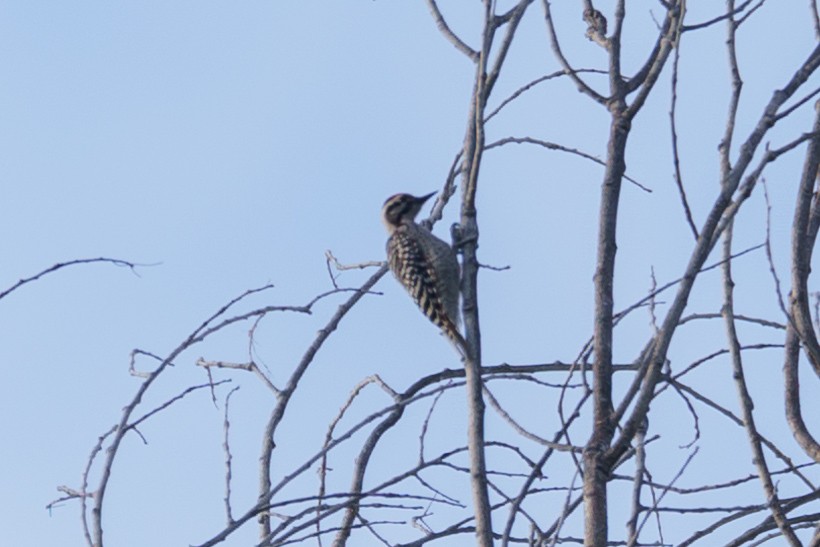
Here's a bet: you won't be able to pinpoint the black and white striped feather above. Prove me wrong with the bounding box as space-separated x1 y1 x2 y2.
382 193 466 354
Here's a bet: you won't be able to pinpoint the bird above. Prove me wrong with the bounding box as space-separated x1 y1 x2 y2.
381 192 467 354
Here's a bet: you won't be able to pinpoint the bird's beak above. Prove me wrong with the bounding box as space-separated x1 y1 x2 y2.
417 192 436 204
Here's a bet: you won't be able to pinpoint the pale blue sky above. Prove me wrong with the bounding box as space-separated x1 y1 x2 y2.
1 2 818 546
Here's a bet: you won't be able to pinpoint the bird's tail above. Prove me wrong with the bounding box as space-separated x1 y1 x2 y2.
440 316 469 360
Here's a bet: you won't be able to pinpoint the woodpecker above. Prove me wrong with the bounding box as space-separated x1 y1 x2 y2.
381 192 466 353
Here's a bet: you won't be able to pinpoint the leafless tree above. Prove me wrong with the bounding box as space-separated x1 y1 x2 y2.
11 1 819 546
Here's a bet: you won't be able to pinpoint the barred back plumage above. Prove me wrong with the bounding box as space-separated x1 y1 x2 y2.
382 193 465 352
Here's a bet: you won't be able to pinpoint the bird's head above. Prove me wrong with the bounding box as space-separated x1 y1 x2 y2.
381 192 435 232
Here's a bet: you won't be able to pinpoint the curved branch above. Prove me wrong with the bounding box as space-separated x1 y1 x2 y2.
258 268 387 537
625 0 680 94
540 0 607 104
425 0 479 61
90 283 283 546
789 106 820 379
485 136 651 192
625 3 683 119
0 257 141 301
669 34 700 240
783 328 820 463
785 103 820 462
485 68 607 123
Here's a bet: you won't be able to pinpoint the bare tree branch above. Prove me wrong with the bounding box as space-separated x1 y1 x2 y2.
485 136 651 192
785 102 820 462
484 68 607 123
608 39 820 470
721 219 800 545
258 270 387 537
541 0 608 104
0 257 141 301
424 0 479 61
46 6 820 547
222 386 240 525
668 32 699 239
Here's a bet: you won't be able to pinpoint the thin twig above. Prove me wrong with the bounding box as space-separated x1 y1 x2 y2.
669 32 699 239
485 68 607 122
681 0 755 31
722 215 801 545
258 269 388 537
485 136 651 192
222 386 240 525
0 257 142 301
